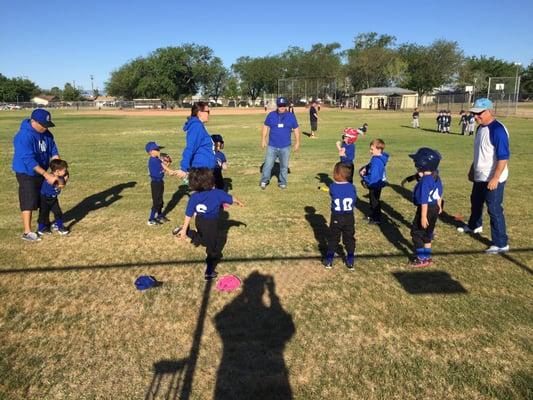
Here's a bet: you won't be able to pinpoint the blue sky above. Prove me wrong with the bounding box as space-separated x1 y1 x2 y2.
1 0 531 91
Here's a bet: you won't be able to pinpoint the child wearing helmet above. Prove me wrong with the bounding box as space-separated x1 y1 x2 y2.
336 127 359 182
409 147 444 267
211 134 227 190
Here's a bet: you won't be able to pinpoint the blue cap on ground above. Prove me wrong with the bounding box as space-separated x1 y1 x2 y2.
31 108 55 128
470 98 494 113
134 275 161 290
145 141 164 152
276 97 288 107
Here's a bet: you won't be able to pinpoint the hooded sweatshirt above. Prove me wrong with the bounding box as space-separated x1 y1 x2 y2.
181 117 216 171
362 152 389 188
12 119 59 176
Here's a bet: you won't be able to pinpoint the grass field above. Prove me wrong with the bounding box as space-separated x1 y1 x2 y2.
0 108 532 399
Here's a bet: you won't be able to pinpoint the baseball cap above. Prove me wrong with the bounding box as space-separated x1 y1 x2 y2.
145 141 164 152
276 97 288 107
470 98 494 113
31 109 55 128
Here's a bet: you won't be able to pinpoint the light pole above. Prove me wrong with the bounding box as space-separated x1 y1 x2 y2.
514 63 521 114
90 75 94 94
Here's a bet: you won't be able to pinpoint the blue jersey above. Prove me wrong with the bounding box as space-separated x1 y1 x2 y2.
215 150 226 171
264 111 299 148
185 189 233 219
340 142 355 164
413 175 443 206
148 156 164 181
329 182 357 214
362 152 389 189
41 180 61 197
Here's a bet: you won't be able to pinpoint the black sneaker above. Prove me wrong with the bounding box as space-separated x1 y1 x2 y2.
345 255 355 271
323 258 333 269
204 271 218 281
158 215 170 223
147 219 162 226
57 227 70 236
37 227 52 236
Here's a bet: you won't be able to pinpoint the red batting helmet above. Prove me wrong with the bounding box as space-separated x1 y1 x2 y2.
342 127 359 144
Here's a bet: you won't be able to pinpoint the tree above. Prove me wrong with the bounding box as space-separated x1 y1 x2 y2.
280 43 342 78
399 39 463 97
345 33 405 91
63 83 82 101
203 57 229 104
232 56 283 100
0 74 40 102
222 75 240 101
458 56 521 93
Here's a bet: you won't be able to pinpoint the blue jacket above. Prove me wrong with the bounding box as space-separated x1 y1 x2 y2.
180 117 216 171
362 152 389 189
12 119 59 176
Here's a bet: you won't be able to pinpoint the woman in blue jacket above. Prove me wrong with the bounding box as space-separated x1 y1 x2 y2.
175 102 216 179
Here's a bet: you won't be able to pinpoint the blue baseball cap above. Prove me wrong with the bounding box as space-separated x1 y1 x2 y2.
145 141 164 152
276 97 288 107
470 98 494 113
31 108 55 128
134 275 162 290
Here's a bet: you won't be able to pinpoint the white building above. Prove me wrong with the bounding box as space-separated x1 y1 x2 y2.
355 87 419 110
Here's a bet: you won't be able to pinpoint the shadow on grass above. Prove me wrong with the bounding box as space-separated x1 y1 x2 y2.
161 184 189 217
223 177 232 192
217 210 247 259
389 183 532 275
392 270 468 295
214 272 295 399
304 206 328 257
62 181 137 229
145 280 212 400
259 162 291 183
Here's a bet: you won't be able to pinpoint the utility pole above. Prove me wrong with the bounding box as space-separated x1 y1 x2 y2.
90 75 94 92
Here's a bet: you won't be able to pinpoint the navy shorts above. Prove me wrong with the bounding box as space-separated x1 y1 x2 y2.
16 173 43 211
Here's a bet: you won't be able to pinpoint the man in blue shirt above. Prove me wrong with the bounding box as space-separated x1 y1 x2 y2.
12 109 60 241
260 97 300 189
457 98 510 254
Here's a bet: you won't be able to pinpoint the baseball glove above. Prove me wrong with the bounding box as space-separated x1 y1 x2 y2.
160 153 172 164
360 179 369 189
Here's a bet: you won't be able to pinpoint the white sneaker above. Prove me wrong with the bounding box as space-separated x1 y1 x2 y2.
485 245 510 254
22 232 41 242
260 182 267 190
457 225 482 234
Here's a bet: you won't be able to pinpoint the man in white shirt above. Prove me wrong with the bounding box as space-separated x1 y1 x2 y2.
457 98 510 254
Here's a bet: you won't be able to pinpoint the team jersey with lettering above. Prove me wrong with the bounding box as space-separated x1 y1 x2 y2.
264 111 299 148
412 175 443 206
185 189 233 219
329 182 357 214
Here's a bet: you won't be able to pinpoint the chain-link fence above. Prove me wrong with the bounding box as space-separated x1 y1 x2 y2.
277 77 338 105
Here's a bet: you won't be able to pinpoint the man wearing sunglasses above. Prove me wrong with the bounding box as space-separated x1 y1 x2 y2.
457 98 510 254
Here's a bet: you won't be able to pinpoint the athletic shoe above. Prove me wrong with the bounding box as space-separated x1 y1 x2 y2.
368 219 381 225
22 232 41 242
172 226 182 235
279 184 287 189
260 182 267 190
323 258 333 269
158 215 170 223
147 219 162 226
345 254 355 271
457 225 482 234
37 227 52 236
485 245 510 254
57 227 70 236
204 271 218 281
409 257 433 268
51 223 59 231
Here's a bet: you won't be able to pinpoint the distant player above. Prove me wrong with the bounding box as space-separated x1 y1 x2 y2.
412 108 420 128
212 134 227 190
309 100 319 139
459 110 468 135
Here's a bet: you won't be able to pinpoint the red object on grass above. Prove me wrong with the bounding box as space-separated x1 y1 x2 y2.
216 275 241 292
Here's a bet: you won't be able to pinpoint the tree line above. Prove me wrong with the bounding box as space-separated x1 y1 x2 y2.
1 33 532 103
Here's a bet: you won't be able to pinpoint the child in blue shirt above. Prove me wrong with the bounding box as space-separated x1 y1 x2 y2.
336 127 358 182
359 139 389 224
175 168 244 280
324 162 357 270
212 134 227 190
37 159 69 236
146 141 173 225
408 148 444 267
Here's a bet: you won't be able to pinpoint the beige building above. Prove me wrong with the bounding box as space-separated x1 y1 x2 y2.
31 95 59 105
355 87 419 110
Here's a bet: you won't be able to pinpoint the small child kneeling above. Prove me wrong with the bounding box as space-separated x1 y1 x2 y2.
174 168 244 280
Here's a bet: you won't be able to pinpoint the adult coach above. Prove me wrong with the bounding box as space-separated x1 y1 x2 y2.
260 97 300 189
457 98 510 254
175 101 216 179
309 100 319 138
12 109 60 241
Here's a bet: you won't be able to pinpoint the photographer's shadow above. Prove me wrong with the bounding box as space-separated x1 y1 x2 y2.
214 272 295 399
63 181 137 229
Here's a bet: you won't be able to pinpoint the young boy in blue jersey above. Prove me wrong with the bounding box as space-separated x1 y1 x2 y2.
146 141 173 225
324 162 357 271
37 159 69 236
359 139 389 224
175 168 244 280
212 134 227 190
408 148 443 267
335 127 358 182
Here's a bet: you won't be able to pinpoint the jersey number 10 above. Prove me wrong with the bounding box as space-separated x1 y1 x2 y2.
334 198 353 212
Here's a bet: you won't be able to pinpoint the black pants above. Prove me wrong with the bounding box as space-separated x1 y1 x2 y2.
38 195 63 226
151 180 164 214
369 187 382 222
410 204 439 249
328 212 356 254
214 168 224 190
190 215 221 265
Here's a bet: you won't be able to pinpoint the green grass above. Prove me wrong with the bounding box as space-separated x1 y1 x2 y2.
0 109 532 399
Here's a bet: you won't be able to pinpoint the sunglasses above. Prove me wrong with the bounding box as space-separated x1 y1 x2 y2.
473 110 485 116
201 109 210 114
